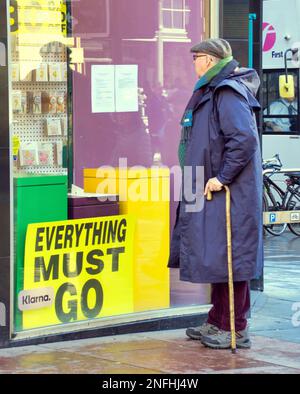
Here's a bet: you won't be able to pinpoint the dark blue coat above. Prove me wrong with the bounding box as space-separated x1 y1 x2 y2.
168 65 263 284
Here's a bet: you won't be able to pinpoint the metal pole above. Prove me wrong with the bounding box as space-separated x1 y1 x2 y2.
248 13 257 68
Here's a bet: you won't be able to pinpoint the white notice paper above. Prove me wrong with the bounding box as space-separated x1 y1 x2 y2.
115 65 138 112
91 65 115 113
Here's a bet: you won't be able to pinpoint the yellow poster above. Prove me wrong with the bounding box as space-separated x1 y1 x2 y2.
21 215 135 329
11 0 67 36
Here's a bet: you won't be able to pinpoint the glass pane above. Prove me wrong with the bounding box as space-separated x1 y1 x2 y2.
263 71 298 133
10 0 210 335
10 0 70 333
162 0 172 8
173 0 184 9
173 11 184 29
163 11 173 28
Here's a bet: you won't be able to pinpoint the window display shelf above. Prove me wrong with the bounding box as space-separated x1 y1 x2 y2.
11 44 69 176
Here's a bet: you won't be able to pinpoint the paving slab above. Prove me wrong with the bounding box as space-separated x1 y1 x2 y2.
1 331 300 374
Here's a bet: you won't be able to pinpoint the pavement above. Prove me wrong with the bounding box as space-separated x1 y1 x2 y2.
0 232 299 374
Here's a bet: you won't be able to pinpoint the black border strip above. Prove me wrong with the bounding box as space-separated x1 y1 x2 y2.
6 312 207 349
0 0 11 347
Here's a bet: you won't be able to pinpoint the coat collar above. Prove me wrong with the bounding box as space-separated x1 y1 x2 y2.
185 60 240 113
208 59 240 88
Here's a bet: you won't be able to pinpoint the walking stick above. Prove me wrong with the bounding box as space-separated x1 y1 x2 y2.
207 186 237 354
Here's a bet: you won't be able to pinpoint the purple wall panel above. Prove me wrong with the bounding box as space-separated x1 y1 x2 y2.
72 0 204 186
71 0 209 307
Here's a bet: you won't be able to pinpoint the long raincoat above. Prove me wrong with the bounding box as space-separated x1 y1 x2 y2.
168 60 263 283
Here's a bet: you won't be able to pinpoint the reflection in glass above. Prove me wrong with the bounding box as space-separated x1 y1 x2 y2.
263 71 298 133
163 10 173 28
173 10 184 29
10 0 210 335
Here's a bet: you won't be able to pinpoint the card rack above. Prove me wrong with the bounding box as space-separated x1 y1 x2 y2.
11 36 68 176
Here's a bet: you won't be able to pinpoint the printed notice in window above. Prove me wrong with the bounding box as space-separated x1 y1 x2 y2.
91 65 115 113
115 65 138 112
91 65 138 113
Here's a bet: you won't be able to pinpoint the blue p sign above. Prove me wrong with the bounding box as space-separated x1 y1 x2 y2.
270 213 277 223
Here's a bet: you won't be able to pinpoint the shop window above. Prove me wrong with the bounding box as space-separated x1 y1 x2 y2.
263 70 299 134
8 0 210 339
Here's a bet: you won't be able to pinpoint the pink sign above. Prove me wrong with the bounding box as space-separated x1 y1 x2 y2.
263 22 276 52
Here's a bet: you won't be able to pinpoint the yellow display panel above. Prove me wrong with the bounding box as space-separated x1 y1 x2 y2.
10 0 67 36
279 75 295 99
22 215 135 329
84 167 170 312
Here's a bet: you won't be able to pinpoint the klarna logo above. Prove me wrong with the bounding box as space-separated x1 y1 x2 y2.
18 287 54 311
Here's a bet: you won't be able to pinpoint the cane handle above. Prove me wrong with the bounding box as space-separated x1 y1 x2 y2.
206 190 213 201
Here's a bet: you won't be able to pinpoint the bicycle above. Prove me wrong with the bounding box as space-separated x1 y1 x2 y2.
263 154 287 236
263 154 300 236
285 172 300 236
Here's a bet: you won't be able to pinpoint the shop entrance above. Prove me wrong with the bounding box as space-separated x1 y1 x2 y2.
0 0 213 348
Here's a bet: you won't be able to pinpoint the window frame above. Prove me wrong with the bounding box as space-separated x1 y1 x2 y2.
262 69 300 136
161 0 190 31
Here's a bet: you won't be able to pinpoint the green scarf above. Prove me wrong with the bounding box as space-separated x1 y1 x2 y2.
193 56 233 92
178 56 233 169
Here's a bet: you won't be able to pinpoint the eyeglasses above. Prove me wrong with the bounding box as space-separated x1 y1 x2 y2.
192 54 207 61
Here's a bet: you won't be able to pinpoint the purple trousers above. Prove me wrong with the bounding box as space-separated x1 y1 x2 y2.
207 281 250 332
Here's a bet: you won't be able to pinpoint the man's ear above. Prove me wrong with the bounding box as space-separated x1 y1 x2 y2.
208 57 214 66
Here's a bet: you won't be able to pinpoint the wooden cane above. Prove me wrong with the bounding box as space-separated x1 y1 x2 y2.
206 187 237 353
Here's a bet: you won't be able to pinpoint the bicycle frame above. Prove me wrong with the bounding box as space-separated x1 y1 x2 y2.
264 172 300 210
263 174 286 209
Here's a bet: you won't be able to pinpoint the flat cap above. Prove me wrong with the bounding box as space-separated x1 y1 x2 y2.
190 38 232 59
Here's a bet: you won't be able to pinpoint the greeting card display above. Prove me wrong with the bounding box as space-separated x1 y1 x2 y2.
61 63 68 82
11 63 20 82
19 142 38 166
49 63 62 82
56 141 63 166
35 63 48 82
38 143 53 165
61 117 68 136
46 118 62 136
12 91 22 113
20 92 27 114
32 92 42 114
11 38 68 175
48 94 57 114
56 92 65 113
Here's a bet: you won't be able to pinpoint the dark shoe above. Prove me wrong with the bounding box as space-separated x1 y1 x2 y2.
186 322 219 340
201 327 251 349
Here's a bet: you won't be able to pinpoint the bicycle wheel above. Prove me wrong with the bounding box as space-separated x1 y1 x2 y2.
263 185 287 236
287 185 300 236
262 194 268 236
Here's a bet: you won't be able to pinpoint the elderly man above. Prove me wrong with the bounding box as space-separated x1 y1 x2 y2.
168 38 263 349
